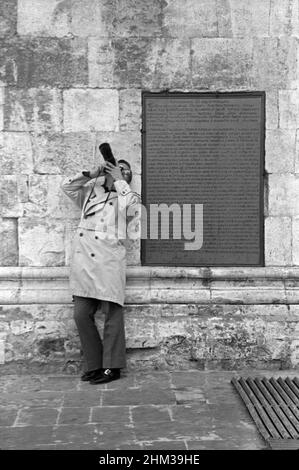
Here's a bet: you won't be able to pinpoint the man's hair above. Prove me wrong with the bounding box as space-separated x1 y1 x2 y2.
118 159 131 169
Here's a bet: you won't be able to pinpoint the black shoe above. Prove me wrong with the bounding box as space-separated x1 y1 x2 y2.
81 368 103 382
89 368 120 384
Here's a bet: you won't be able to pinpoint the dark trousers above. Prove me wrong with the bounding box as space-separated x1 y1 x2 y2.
73 296 127 371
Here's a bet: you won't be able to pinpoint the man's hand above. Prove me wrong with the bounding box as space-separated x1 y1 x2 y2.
89 165 105 179
104 161 125 181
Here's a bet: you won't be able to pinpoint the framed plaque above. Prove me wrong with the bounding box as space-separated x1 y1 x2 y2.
141 91 265 266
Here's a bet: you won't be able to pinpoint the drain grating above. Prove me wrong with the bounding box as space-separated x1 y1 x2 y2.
231 376 299 449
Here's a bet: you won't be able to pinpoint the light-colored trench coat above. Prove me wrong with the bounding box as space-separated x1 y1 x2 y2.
60 171 141 307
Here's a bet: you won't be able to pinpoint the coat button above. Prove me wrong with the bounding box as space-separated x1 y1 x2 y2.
109 202 113 205
91 253 95 257
95 236 98 240
79 233 83 236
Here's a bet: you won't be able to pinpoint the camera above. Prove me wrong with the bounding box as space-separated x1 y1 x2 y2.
99 143 116 173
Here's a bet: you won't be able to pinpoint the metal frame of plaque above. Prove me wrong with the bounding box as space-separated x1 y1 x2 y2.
141 91 265 267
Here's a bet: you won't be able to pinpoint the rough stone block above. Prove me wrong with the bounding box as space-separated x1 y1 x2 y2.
71 0 162 37
31 132 95 175
0 218 18 266
18 218 65 266
191 38 253 89
89 37 191 89
71 0 112 37
112 0 163 37
279 90 299 129
17 0 71 37
0 37 88 88
88 38 115 88
265 90 278 129
162 0 218 37
268 174 299 216
0 175 28 217
296 133 299 173
94 131 141 174
63 89 119 132
0 132 34 174
0 106 3 131
252 38 298 90
4 88 63 133
265 216 292 265
23 175 80 220
292 217 299 265
119 89 142 131
126 239 141 266
265 130 296 173
0 0 17 38
269 0 299 37
0 87 4 130
229 0 270 37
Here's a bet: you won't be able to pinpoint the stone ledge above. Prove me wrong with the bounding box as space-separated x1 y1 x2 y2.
0 267 299 304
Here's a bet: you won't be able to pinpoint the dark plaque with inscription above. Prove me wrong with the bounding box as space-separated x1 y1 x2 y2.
141 92 265 266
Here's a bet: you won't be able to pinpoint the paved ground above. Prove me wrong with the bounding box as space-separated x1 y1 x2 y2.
0 369 298 450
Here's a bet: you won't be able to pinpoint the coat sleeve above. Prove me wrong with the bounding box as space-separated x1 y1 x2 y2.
60 172 92 209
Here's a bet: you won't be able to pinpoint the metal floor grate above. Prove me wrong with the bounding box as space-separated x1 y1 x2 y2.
231 376 299 449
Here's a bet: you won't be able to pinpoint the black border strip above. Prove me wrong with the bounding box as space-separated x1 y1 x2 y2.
141 91 265 267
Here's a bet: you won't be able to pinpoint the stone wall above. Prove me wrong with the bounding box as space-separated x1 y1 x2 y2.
0 0 299 372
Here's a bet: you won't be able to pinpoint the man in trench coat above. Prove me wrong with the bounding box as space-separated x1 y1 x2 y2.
60 158 140 383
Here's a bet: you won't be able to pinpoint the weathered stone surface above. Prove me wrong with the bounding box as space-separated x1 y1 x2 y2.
111 0 163 37
18 218 65 266
0 37 88 88
279 90 299 129
0 175 28 217
265 216 292 265
72 0 163 37
89 37 191 89
269 0 299 37
71 0 113 37
265 90 278 129
58 407 90 425
0 132 34 174
4 88 63 133
191 38 253 89
292 217 299 265
91 406 130 424
252 38 298 90
265 130 296 172
31 132 95 175
63 89 119 132
119 89 142 131
228 0 270 37
23 175 80 219
88 38 115 88
0 0 17 38
16 407 58 426
17 0 71 37
268 174 299 215
0 87 4 130
163 0 219 37
0 218 18 265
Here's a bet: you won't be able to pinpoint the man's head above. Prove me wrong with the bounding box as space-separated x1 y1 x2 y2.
104 159 132 188
118 159 132 184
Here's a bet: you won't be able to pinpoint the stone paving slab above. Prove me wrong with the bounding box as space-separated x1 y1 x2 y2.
0 370 298 450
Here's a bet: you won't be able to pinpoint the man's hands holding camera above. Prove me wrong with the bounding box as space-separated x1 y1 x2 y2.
88 162 124 181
